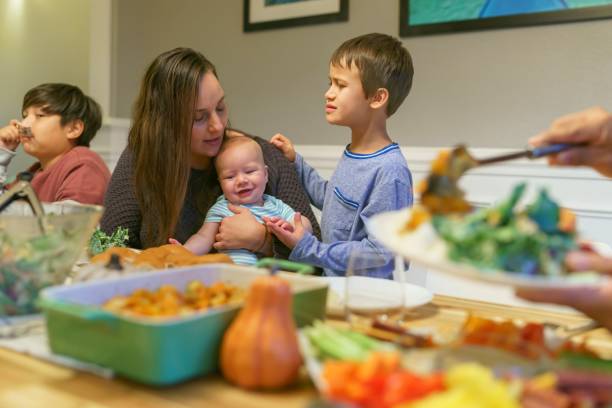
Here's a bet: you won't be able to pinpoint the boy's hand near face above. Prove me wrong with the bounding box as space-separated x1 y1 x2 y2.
270 133 296 162
0 121 22 151
264 212 312 249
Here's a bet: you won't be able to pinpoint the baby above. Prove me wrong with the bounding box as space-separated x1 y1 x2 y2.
171 135 311 265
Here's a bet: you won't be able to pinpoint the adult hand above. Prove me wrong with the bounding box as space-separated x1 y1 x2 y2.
529 106 612 177
269 133 296 162
516 282 612 332
0 120 22 151
565 249 612 275
213 204 265 252
265 212 306 249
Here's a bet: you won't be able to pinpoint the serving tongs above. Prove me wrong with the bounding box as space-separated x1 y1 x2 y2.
448 143 582 179
0 172 48 234
420 143 584 216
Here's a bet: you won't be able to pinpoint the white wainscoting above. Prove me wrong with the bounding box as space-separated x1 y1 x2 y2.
90 117 131 171
92 120 612 310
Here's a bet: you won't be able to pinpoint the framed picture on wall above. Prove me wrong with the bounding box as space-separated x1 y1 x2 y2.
400 0 612 37
244 0 348 32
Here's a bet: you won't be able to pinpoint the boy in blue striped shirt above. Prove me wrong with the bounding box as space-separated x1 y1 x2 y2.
267 33 414 278
170 135 311 265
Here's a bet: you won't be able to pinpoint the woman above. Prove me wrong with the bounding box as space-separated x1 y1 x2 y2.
100 47 320 259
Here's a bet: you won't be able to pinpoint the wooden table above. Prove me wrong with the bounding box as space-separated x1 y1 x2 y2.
1 295 610 407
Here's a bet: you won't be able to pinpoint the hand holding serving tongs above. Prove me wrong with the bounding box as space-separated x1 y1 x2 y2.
441 143 586 183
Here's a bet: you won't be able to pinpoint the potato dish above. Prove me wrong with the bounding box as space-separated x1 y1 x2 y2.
103 280 245 318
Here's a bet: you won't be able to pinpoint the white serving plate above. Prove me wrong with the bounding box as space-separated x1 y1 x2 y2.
367 209 610 289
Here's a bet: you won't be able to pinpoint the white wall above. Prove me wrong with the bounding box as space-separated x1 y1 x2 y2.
111 0 612 148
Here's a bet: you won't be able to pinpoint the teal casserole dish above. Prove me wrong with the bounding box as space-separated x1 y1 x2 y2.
38 263 327 386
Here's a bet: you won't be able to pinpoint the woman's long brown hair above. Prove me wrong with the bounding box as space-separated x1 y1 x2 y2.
129 48 217 247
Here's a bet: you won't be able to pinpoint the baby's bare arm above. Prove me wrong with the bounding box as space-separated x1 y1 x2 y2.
183 222 220 255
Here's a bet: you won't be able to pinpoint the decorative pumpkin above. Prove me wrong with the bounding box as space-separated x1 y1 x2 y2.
220 273 302 389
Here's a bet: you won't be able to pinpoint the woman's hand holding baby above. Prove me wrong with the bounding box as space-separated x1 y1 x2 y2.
214 204 265 252
270 133 296 162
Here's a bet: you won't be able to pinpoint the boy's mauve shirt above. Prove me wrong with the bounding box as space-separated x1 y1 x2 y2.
28 146 110 205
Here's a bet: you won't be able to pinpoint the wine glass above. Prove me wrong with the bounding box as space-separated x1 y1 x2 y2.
345 248 405 330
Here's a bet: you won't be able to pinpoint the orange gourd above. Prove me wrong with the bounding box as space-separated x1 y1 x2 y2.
220 274 302 389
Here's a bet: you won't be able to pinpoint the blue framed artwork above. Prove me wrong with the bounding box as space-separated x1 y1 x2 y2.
400 0 612 36
244 0 348 32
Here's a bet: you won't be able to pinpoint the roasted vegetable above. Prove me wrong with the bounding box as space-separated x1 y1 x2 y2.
103 280 245 318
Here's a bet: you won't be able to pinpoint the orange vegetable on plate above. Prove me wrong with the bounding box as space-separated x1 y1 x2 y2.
322 352 445 408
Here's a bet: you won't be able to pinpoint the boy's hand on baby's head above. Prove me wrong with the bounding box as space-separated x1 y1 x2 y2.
168 238 182 246
0 121 22 151
270 133 296 162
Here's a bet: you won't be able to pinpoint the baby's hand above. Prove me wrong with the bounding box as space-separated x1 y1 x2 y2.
0 120 21 151
168 238 182 246
263 216 294 232
270 133 296 162
264 213 307 249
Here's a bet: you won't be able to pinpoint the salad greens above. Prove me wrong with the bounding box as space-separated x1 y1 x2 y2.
0 226 82 315
88 226 129 256
432 183 577 276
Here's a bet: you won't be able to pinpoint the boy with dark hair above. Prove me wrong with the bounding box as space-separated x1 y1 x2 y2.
0 83 110 204
268 33 414 278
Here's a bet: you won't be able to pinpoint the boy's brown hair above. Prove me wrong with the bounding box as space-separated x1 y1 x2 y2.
22 83 102 147
330 33 414 116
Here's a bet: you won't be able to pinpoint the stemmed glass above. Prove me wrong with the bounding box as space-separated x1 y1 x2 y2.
345 249 405 330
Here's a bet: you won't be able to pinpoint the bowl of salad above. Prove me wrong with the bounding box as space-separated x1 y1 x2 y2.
0 201 102 316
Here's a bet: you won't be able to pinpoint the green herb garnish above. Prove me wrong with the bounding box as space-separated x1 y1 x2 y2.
88 227 129 256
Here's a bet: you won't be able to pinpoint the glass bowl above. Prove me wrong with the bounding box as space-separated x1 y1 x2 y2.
0 201 102 316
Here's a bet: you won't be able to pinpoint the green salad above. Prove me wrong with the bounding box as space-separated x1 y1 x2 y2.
0 226 82 316
431 183 578 276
